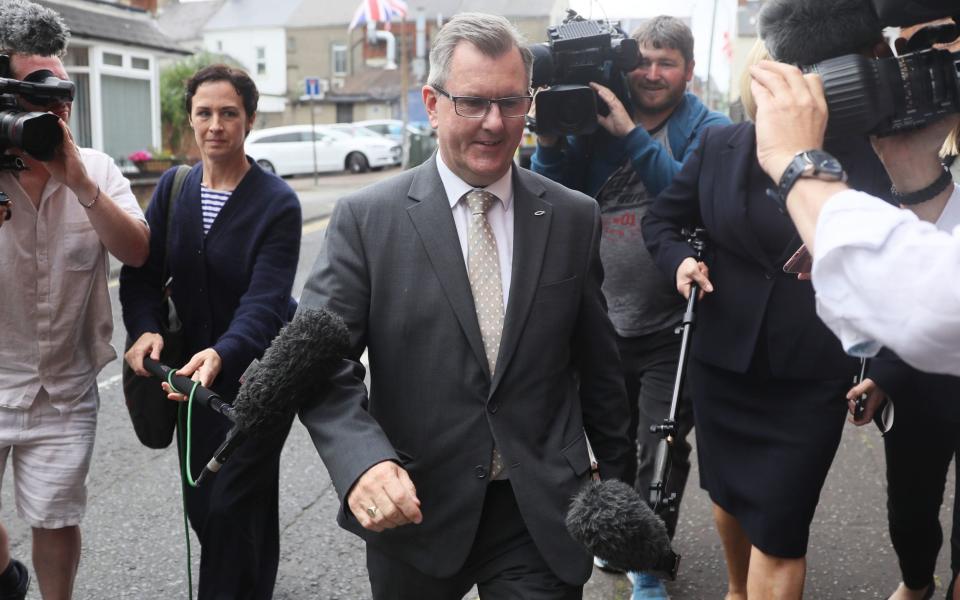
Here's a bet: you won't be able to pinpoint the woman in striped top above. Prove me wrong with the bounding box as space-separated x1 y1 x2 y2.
121 65 301 599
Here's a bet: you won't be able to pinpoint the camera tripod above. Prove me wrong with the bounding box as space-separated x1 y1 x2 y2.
649 228 706 515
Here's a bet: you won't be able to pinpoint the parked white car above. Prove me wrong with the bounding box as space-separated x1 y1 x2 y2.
245 125 401 176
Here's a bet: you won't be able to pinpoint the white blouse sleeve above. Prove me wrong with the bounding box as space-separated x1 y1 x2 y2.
812 184 960 376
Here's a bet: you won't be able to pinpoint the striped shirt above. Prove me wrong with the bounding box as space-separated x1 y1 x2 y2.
200 185 232 234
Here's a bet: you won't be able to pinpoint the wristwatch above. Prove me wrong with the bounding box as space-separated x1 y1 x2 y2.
774 150 847 212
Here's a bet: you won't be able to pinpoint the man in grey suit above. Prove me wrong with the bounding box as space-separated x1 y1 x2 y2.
298 12 632 599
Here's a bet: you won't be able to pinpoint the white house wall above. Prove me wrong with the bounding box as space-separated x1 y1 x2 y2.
204 27 288 113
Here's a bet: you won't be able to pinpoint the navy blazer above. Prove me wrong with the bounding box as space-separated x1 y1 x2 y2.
120 160 301 398
643 122 891 379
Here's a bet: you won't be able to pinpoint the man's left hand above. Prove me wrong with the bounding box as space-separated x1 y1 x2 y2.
347 461 422 532
589 82 636 138
749 60 829 183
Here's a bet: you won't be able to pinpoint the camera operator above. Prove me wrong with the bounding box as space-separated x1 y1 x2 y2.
0 3 149 595
753 17 960 599
749 43 960 378
530 16 729 597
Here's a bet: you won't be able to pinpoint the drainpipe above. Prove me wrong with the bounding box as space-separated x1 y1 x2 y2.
366 22 397 70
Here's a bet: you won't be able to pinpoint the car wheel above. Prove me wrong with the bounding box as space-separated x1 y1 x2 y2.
346 152 369 174
257 159 276 174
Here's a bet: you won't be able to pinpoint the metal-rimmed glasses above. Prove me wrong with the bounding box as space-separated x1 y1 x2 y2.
432 86 533 118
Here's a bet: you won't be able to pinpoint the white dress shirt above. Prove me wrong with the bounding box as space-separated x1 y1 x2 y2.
436 151 514 308
0 149 146 408
812 183 960 376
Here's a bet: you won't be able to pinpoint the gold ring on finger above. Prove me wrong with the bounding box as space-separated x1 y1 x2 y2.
366 505 379 518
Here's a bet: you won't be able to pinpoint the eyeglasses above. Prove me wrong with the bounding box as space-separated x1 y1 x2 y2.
432 86 533 119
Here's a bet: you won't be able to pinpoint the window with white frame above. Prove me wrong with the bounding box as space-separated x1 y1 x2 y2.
256 46 267 75
332 43 347 76
98 48 154 162
63 46 92 148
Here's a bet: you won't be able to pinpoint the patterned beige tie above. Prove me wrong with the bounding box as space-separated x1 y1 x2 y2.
465 189 506 479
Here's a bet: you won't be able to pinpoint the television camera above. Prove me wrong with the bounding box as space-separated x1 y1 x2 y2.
811 0 959 137
528 10 639 136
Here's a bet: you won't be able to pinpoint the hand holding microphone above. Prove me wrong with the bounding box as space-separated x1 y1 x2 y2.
139 306 350 485
141 356 235 421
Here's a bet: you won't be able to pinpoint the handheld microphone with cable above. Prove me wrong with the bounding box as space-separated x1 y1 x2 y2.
566 479 681 579
201 307 347 483
138 307 349 484
229 306 349 436
141 357 236 423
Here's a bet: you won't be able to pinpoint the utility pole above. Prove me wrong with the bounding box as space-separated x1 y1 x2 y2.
400 15 409 125
705 0 720 108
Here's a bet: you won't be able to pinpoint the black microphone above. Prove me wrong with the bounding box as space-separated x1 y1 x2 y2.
566 480 681 579
0 0 71 57
195 425 245 486
141 307 349 483
141 356 236 422
230 306 349 436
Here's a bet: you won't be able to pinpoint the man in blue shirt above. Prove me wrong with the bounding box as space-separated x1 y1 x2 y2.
532 15 729 599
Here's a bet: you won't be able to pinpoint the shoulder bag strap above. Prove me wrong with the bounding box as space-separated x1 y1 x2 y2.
162 165 191 285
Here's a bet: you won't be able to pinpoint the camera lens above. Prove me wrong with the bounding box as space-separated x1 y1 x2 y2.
0 110 63 161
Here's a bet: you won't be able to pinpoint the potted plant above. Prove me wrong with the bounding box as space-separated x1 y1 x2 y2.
129 149 175 174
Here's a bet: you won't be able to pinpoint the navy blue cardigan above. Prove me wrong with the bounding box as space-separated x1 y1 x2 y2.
120 160 301 399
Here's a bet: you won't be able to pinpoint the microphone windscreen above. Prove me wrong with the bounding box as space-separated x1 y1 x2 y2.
566 479 672 574
0 0 70 57
232 307 349 435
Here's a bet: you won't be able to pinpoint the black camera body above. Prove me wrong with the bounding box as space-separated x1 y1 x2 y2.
812 46 959 138
0 54 74 169
810 0 960 138
529 10 639 136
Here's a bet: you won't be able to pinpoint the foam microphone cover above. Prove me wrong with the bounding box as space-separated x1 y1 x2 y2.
566 479 672 573
0 0 70 58
231 307 349 436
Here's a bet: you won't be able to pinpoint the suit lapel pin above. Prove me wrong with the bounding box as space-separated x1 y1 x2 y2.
534 210 546 216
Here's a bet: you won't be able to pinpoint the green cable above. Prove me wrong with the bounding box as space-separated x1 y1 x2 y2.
169 371 200 600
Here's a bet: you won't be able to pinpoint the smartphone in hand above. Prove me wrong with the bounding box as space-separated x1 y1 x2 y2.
783 244 812 278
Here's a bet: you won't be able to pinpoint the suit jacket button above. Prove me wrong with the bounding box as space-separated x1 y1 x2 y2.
474 465 487 479
764 272 774 280
488 402 498 414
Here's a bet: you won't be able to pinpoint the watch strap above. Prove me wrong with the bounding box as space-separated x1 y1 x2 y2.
777 152 811 209
774 150 846 213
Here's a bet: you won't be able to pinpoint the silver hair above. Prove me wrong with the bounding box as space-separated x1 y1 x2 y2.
427 12 533 90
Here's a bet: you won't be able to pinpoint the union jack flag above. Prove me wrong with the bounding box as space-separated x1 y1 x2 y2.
348 0 408 31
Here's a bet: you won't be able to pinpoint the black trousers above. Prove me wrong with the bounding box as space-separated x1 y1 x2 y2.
178 401 293 600
618 327 692 538
366 481 583 600
884 394 960 591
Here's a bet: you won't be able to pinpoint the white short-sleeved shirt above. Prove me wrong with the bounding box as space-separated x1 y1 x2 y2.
0 149 146 408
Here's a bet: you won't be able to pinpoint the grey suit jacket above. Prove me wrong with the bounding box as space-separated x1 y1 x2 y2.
298 155 631 585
